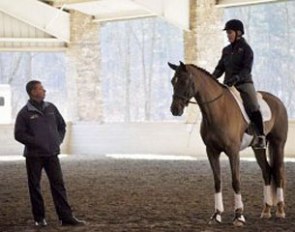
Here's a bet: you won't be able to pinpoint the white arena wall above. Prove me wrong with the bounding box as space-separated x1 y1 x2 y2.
1 121 295 157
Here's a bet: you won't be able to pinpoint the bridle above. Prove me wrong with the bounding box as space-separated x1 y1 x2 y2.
172 67 224 106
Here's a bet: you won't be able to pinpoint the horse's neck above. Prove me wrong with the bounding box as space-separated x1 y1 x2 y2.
192 70 225 123
192 70 222 104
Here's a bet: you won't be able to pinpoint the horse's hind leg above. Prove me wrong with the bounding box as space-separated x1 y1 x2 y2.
253 148 272 218
269 141 286 218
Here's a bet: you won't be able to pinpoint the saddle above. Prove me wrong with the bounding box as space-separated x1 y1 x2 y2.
228 87 271 123
228 87 271 150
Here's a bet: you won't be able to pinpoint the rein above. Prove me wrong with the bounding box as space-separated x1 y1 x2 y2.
173 94 198 105
173 90 224 106
197 90 224 105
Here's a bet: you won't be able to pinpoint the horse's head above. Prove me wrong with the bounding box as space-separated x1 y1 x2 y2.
168 61 195 116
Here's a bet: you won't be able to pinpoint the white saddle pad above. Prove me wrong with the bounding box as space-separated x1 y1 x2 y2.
228 87 271 123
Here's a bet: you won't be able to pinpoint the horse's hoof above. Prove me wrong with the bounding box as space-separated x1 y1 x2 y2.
276 212 286 219
260 212 272 219
233 210 246 227
208 212 222 225
276 202 286 218
260 204 272 219
233 215 246 227
233 218 245 227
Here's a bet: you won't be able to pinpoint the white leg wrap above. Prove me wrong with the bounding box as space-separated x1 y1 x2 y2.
215 192 224 213
277 188 284 203
234 193 244 210
264 185 273 206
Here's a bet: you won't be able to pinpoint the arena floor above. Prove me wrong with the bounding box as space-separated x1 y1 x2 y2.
1 154 295 232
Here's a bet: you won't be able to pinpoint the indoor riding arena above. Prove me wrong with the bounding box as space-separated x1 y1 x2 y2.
1 0 295 232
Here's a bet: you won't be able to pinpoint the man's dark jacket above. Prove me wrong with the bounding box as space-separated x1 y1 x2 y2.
14 101 66 157
212 37 254 85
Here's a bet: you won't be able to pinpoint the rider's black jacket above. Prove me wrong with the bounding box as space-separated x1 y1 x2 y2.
212 37 254 85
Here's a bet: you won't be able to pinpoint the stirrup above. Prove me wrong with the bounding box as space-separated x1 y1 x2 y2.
253 135 266 149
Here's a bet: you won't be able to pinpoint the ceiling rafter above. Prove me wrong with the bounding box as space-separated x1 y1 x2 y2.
0 0 70 42
217 0 284 7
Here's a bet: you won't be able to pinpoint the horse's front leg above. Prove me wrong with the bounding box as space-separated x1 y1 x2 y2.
206 147 223 224
228 149 246 226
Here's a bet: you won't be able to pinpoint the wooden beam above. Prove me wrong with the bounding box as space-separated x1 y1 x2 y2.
42 0 96 3
93 9 155 22
0 38 66 51
0 47 67 52
0 38 63 43
41 0 98 8
132 0 190 31
217 0 281 7
0 0 70 42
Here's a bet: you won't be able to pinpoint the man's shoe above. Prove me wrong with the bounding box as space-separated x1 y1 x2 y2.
35 218 47 227
60 216 86 226
253 135 266 149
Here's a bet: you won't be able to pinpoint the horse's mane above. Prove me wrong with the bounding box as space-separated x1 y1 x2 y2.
188 64 225 87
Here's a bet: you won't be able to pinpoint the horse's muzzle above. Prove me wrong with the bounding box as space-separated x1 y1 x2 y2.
170 103 184 116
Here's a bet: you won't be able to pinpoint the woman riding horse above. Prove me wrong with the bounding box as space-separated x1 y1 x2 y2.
168 61 287 225
212 19 265 149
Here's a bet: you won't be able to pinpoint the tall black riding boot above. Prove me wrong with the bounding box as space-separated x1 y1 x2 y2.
250 110 266 149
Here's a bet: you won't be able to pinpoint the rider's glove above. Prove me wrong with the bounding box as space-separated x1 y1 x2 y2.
224 75 239 87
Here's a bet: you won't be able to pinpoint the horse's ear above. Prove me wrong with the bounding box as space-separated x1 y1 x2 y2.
179 61 186 71
168 62 178 71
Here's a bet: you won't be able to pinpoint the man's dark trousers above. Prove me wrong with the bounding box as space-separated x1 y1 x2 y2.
25 156 73 221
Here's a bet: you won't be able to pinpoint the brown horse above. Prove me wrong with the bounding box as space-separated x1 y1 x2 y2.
168 61 288 226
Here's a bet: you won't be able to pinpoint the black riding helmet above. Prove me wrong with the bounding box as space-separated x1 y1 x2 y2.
223 19 244 35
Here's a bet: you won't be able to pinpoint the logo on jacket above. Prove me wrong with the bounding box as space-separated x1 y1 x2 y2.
238 48 244 53
30 114 39 119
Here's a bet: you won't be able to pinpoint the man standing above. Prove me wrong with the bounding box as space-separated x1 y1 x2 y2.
14 80 85 227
